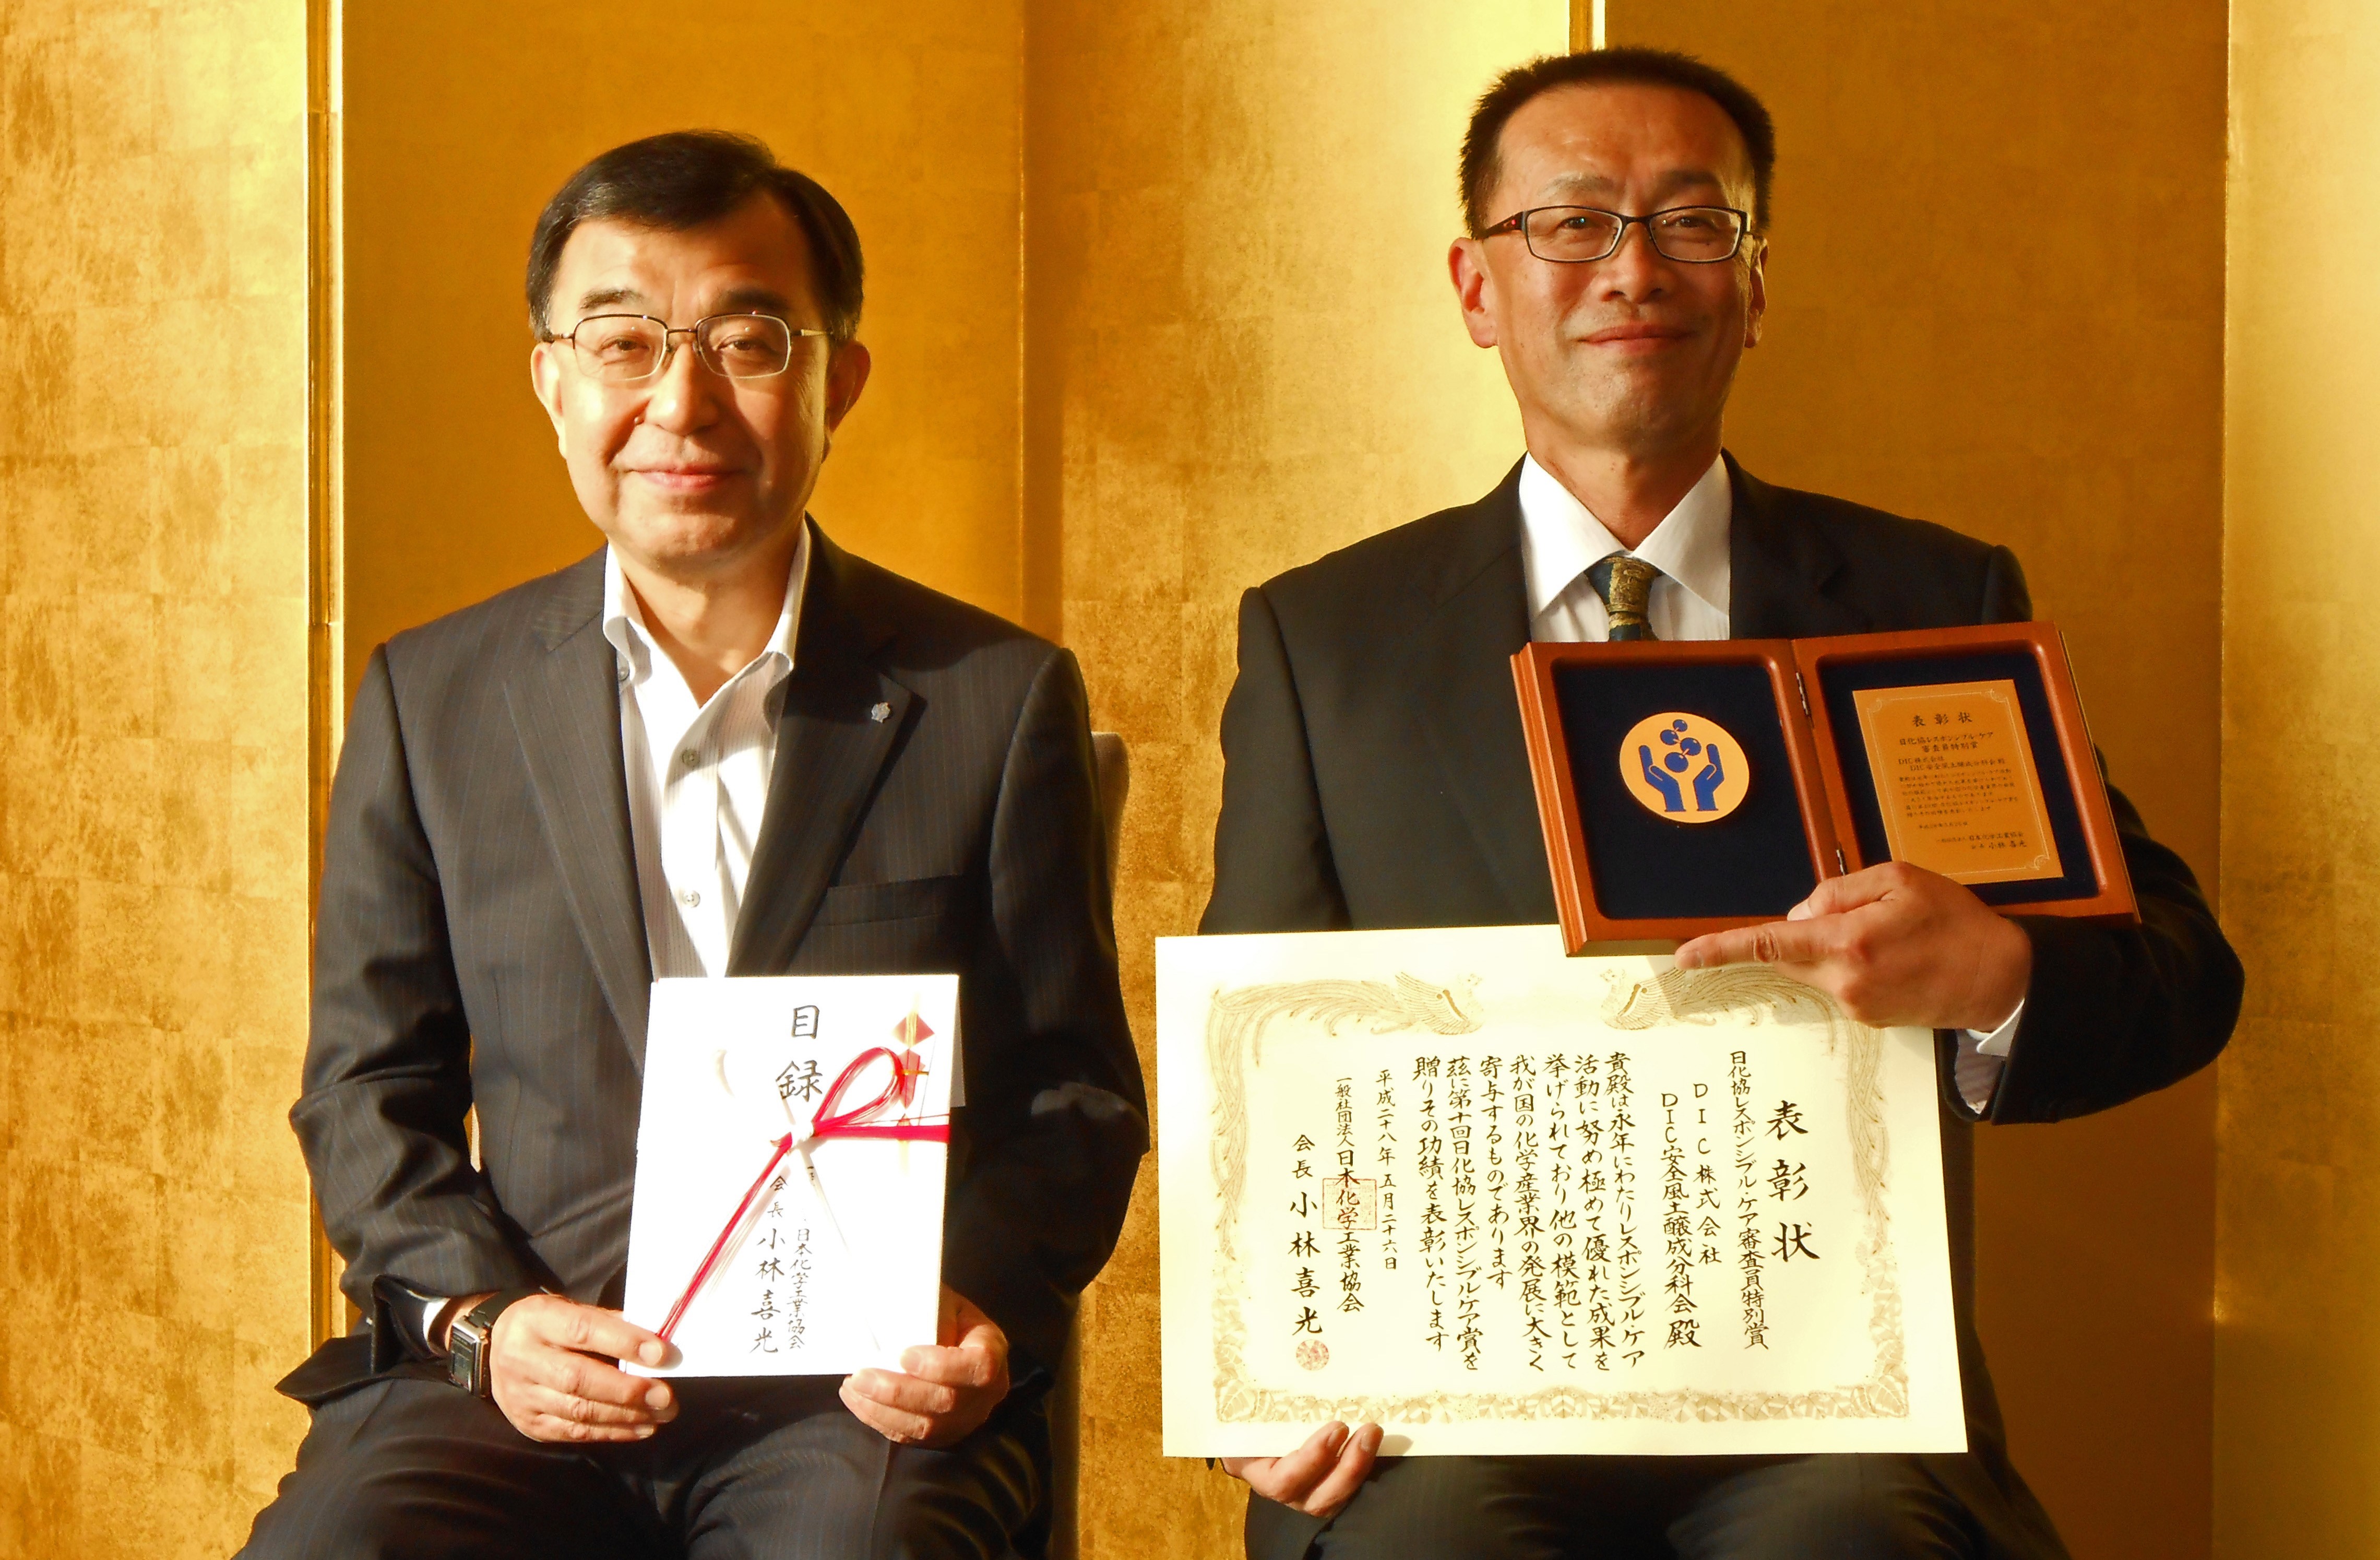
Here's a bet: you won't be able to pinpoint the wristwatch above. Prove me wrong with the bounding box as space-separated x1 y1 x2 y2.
446 1289 545 1397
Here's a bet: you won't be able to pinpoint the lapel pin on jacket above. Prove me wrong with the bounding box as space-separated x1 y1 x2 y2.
870 701 892 724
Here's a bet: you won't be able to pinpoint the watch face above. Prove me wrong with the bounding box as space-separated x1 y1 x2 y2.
449 1324 484 1392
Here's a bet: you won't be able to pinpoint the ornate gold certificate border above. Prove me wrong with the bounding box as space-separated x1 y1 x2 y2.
306 0 351 1353
1207 965 1911 1428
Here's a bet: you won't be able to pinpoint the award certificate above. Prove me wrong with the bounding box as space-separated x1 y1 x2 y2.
623 974 958 1377
1159 925 1964 1457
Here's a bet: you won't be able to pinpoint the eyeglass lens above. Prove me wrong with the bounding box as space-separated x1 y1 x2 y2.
1522 207 1744 264
568 314 799 382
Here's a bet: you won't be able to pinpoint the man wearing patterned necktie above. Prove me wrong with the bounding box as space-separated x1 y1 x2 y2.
1201 49 2238 1560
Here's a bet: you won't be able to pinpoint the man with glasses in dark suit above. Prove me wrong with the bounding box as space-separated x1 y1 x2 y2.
242 132 1146 1560
1203 50 2239 1560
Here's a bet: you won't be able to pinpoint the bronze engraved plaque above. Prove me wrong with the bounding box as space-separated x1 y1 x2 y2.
1849 679 2064 886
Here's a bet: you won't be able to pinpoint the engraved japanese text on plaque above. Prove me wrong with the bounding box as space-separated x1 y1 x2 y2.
1850 679 2062 886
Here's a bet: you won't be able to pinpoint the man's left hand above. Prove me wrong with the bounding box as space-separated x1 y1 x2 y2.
1674 861 2031 1032
840 1285 1011 1448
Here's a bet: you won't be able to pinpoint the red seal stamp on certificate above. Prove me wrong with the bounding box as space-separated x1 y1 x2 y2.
1294 1338 1329 1371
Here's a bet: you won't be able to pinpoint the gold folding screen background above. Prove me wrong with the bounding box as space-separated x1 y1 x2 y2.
0 0 316 1551
2217 0 2380 1549
0 0 2358 1553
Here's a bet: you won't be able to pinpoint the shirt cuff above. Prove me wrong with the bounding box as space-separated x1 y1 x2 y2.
423 1296 450 1354
1952 1000 2025 1114
1972 999 2023 1057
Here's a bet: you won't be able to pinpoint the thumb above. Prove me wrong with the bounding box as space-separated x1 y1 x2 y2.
951 1295 1007 1366
937 1284 966 1345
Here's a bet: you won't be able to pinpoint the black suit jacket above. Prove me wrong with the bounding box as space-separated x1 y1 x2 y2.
285 526 1148 1403
1203 457 2240 1549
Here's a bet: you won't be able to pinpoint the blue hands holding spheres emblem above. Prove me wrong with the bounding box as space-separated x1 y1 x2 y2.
1622 713 1746 823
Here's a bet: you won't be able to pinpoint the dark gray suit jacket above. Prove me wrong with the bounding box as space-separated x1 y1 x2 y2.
1203 457 2241 1555
284 526 1147 1404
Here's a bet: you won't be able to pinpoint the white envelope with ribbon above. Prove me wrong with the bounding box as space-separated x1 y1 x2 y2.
623 974 960 1376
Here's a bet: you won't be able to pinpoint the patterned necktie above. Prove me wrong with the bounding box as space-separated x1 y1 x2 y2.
1585 553 1663 642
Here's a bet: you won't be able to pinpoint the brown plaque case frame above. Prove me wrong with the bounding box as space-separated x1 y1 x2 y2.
1512 621 2139 955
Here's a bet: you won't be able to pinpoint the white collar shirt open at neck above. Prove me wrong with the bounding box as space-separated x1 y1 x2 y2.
601 529 810 982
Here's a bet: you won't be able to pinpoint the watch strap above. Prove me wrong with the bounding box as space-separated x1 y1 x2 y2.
463 1287 545 1336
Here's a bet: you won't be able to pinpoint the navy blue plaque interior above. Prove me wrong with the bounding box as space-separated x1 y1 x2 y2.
1552 659 1818 920
1816 651 2097 906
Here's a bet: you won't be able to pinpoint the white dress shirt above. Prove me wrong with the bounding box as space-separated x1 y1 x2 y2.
1516 454 2019 1113
603 535 809 981
1521 452 1733 643
426 534 811 1348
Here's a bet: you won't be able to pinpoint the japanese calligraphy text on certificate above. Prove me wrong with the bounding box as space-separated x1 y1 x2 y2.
1158 926 1962 1458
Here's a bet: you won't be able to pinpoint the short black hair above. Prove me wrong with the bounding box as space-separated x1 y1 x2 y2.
1460 50 1776 236
526 131 864 343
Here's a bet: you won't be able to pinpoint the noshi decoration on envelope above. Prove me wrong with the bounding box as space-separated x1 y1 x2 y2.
623 976 960 1378
661 999 951 1348
1620 711 1748 822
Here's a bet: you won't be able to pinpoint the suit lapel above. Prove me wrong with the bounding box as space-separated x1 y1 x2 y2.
1404 464 1557 919
504 553 655 1070
729 526 914 975
1724 454 1871 641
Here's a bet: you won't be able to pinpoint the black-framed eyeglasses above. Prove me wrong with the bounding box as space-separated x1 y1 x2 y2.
1477 205 1751 264
540 312 830 383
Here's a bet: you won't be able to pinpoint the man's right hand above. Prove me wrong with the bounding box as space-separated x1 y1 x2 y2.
457 1293 679 1443
1221 1420 1383 1519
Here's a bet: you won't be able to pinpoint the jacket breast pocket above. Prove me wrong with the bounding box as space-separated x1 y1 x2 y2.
803 874 974 973
810 873 970 928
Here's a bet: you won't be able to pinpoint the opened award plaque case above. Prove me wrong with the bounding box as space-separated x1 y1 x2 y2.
1511 622 2139 954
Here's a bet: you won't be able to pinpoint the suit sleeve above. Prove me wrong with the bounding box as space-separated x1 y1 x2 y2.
1964 545 2244 1122
290 647 546 1371
1980 542 2031 625
940 647 1149 1376
1200 585 1351 935
1988 787 2241 1122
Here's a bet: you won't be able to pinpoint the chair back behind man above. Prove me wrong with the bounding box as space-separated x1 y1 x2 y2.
1032 730 1127 1559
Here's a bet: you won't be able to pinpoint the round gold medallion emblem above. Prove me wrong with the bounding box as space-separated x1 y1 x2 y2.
1619 712 1749 823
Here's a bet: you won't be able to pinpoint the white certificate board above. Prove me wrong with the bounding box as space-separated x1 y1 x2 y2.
1158 926 1963 1457
623 974 957 1377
